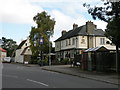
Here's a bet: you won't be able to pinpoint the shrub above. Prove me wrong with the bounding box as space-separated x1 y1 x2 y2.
29 59 38 64
61 58 69 64
43 56 48 65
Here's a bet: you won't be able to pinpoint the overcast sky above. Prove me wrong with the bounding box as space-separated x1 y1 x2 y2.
0 0 107 46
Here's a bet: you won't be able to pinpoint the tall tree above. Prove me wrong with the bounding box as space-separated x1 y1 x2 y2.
1 37 18 57
83 1 120 72
29 11 56 58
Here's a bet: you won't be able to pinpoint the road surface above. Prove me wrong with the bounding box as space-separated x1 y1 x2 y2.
2 63 118 88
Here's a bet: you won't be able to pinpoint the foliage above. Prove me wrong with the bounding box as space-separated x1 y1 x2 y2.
61 58 70 65
37 56 48 66
1 37 18 57
43 56 48 65
83 1 120 47
29 59 38 64
29 11 56 57
83 1 120 22
37 59 42 65
83 1 120 72
106 18 120 47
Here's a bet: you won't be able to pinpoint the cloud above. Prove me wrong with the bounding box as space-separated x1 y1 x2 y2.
0 0 103 24
50 10 75 43
0 0 107 46
49 10 107 47
92 20 107 30
0 0 43 24
50 10 88 46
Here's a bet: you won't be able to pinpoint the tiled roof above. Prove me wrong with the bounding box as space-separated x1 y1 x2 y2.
0 48 7 52
55 25 105 42
17 40 27 49
21 46 28 55
84 46 108 52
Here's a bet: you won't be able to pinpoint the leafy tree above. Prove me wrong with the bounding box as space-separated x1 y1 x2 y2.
83 1 120 72
1 37 18 57
29 11 56 58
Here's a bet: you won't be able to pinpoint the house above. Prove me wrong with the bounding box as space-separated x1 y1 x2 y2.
15 37 32 63
0 48 7 61
54 21 116 60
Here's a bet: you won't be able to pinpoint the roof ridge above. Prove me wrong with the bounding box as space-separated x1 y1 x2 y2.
17 39 27 49
55 24 105 42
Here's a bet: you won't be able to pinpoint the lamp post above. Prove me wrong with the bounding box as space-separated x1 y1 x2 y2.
46 30 53 66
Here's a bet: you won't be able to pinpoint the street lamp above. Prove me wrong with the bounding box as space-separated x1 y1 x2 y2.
46 30 53 66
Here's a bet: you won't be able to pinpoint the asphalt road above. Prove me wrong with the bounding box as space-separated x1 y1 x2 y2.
2 63 118 88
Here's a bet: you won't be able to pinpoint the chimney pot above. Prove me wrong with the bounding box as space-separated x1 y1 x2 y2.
73 23 78 30
62 30 67 36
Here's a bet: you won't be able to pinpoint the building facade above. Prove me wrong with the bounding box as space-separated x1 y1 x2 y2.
0 48 7 61
15 37 32 63
55 21 115 60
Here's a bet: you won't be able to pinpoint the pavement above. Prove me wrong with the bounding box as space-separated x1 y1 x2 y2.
37 65 120 85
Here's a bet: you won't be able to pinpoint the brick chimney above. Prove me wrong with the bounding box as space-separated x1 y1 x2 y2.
73 23 78 30
86 21 96 35
62 30 67 36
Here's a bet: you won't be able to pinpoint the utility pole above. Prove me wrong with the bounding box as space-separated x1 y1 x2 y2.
46 30 53 66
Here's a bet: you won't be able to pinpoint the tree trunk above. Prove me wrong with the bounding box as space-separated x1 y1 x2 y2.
116 45 119 73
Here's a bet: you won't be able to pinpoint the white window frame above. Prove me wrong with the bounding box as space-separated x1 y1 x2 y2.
100 38 105 45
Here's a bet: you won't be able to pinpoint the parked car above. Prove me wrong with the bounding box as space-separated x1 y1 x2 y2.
2 57 11 63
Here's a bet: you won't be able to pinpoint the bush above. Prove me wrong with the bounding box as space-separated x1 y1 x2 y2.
61 58 69 65
37 60 42 65
42 56 48 65
29 59 38 64
37 56 48 66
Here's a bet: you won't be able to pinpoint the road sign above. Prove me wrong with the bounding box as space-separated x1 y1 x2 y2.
39 37 44 45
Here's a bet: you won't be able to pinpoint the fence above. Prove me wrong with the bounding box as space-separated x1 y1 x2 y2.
74 52 120 72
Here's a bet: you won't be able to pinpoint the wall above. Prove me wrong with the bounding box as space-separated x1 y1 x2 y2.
15 37 32 63
95 37 116 50
55 41 61 51
55 35 116 53
78 36 88 49
24 47 32 55
0 51 6 61
21 38 30 49
15 49 24 63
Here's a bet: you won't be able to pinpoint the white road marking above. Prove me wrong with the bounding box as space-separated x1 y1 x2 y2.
27 79 49 87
